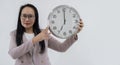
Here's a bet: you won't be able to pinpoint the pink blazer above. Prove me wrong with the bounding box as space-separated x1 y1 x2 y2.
8 30 77 65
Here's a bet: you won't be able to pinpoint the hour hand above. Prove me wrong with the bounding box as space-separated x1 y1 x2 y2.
58 25 63 33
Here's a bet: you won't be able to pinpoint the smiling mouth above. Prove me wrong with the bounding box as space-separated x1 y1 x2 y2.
24 23 30 25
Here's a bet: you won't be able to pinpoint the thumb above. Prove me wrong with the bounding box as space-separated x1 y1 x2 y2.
45 26 49 31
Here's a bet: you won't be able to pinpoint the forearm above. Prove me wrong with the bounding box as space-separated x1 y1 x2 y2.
8 39 34 59
48 35 78 52
32 35 42 44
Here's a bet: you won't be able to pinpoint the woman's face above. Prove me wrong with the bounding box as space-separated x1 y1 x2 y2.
20 7 35 29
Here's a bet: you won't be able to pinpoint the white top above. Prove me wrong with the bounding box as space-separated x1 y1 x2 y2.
24 32 35 65
24 32 34 40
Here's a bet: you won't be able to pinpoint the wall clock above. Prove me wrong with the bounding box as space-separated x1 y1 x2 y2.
48 5 80 39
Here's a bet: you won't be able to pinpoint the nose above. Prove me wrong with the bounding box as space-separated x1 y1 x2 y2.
25 17 29 21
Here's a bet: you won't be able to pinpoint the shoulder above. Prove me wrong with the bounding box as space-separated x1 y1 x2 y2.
10 29 17 36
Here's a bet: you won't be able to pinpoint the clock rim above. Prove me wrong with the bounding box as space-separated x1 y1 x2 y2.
48 5 80 39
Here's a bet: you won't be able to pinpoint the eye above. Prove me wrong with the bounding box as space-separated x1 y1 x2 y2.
22 14 27 18
28 15 33 18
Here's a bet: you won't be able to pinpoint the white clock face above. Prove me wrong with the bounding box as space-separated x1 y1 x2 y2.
48 5 80 39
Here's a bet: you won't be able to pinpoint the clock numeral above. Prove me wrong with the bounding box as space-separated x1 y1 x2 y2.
69 30 72 34
62 8 66 12
51 20 55 24
63 32 67 36
75 20 79 23
57 10 60 13
53 15 57 18
73 26 77 29
53 26 57 30
73 14 76 18
73 20 79 23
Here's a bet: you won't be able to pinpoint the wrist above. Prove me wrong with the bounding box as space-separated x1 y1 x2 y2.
32 36 40 44
32 37 36 44
74 35 78 40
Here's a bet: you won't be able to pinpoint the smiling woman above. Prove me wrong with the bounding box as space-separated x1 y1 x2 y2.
0 0 120 65
20 7 35 31
8 3 83 65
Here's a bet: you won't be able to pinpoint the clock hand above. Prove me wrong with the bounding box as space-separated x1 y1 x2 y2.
63 8 66 25
58 8 67 33
58 25 63 33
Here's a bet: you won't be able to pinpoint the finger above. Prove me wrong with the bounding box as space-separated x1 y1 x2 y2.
80 21 83 24
48 32 51 35
77 27 81 31
79 19 83 23
46 32 51 36
80 19 82 21
80 24 84 27
46 25 50 30
77 26 83 33
45 32 51 40
79 22 84 27
44 26 50 32
77 23 83 28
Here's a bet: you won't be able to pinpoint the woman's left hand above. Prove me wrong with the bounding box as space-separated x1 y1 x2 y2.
73 19 84 40
77 19 84 33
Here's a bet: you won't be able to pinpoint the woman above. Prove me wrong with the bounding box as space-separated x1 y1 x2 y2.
8 4 84 65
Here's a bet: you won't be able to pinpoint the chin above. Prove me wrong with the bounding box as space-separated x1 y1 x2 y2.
23 25 32 29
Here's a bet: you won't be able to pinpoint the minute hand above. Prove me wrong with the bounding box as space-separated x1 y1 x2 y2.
58 9 66 33
63 9 66 25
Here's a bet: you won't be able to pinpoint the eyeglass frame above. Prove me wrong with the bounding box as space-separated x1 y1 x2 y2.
21 14 35 20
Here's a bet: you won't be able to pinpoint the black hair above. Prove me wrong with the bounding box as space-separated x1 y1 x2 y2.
16 4 45 54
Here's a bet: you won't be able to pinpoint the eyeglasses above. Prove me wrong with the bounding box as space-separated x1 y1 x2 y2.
21 14 35 20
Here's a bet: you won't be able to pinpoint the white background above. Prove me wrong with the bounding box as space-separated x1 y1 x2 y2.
0 0 120 65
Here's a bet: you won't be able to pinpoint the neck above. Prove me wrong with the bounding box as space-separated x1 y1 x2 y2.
25 28 33 33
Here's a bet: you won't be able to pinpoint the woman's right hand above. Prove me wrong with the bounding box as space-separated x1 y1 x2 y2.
32 26 51 44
